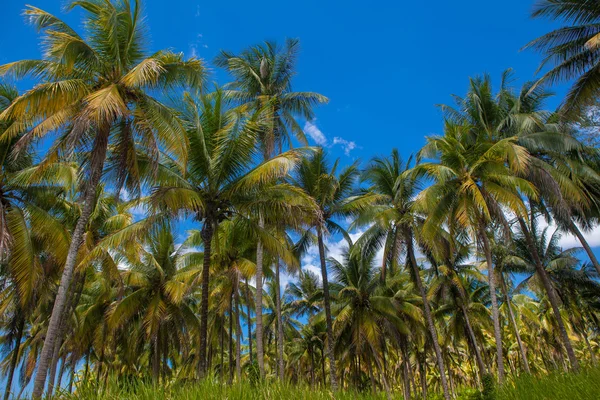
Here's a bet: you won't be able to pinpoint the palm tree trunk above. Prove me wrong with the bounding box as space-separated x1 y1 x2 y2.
321 346 326 387
255 215 265 379
478 221 506 383
32 127 110 399
517 217 579 371
245 277 253 364
584 333 597 366
309 346 315 388
405 228 451 400
275 258 285 382
68 365 75 394
229 294 234 384
400 340 411 400
3 317 24 400
56 356 67 396
316 225 338 390
569 219 600 275
459 301 487 380
418 354 427 400
500 273 530 373
235 284 242 381
220 319 224 382
199 217 214 377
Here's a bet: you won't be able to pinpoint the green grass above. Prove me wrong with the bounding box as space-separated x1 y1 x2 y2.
497 368 600 400
58 368 600 400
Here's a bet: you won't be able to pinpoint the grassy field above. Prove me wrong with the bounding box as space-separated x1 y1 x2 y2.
59 368 600 399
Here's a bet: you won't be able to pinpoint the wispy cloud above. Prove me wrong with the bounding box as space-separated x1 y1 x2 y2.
303 120 358 156
304 120 327 146
189 44 197 58
333 137 357 156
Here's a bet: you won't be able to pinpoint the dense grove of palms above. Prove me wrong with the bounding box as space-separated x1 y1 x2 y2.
1 1 600 399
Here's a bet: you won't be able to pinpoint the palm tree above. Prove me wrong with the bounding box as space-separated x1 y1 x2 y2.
149 89 308 377
352 149 451 400
329 247 421 399
524 0 600 115
414 117 537 383
0 3 205 395
216 39 328 377
290 149 367 389
107 222 202 383
0 81 75 400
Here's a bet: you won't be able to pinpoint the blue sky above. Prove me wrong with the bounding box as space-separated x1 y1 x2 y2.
2 0 568 162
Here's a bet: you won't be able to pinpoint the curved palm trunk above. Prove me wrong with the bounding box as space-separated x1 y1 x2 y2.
316 225 338 390
569 220 600 275
405 228 451 400
275 258 285 381
478 222 505 383
518 217 579 371
3 317 24 400
32 128 109 399
255 215 265 378
500 273 530 373
198 217 214 377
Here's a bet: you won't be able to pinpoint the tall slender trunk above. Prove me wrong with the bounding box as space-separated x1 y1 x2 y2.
245 278 253 364
418 354 427 400
56 356 67 396
229 294 234 384
255 215 265 378
68 365 75 394
321 346 326 387
405 228 451 400
235 285 242 381
478 221 505 383
316 225 338 390
400 340 411 400
460 301 487 380
3 317 24 400
518 217 579 371
584 333 598 366
570 220 600 275
500 273 530 373
275 258 285 382
199 217 214 377
32 127 109 399
220 318 224 382
153 330 160 382
309 346 315 388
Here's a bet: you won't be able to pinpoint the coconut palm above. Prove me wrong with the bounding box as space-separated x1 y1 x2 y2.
352 149 451 399
0 2 206 395
414 116 537 383
329 246 422 398
216 39 328 377
149 89 309 376
290 149 369 389
525 0 600 115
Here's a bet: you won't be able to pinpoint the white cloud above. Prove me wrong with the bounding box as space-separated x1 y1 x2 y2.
536 220 600 250
333 137 357 156
304 120 327 146
189 44 197 59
